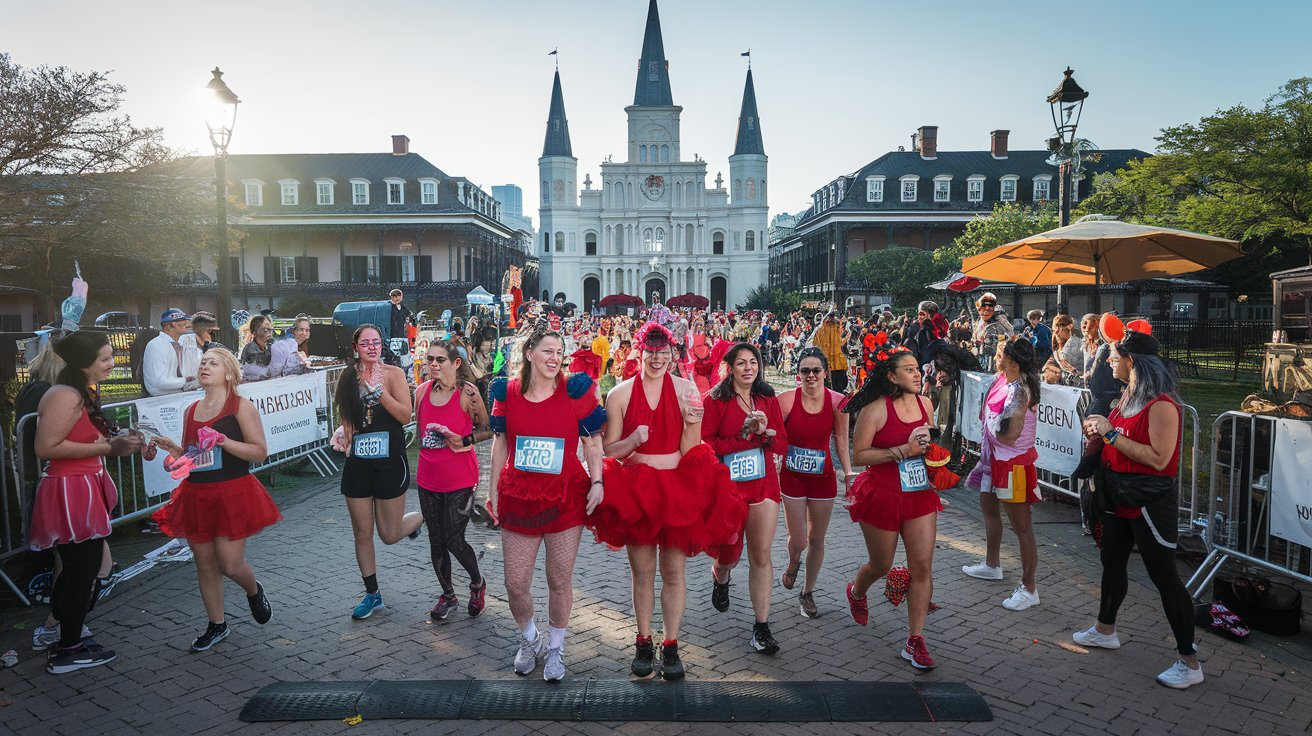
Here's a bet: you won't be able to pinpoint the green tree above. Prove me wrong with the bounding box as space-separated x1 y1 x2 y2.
846 246 942 308
933 201 1059 272
738 284 803 313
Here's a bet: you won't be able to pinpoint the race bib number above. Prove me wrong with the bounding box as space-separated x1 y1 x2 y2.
191 448 222 473
352 432 391 459
785 446 826 475
513 436 565 474
725 448 766 482
898 457 930 492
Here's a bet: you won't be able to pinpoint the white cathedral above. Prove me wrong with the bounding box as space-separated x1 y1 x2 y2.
536 0 769 312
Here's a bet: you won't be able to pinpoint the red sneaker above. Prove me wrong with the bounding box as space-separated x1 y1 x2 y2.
901 635 937 670
468 580 487 618
846 582 868 627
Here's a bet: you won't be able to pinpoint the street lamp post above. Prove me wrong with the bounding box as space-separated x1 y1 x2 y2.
204 68 240 346
1047 67 1088 314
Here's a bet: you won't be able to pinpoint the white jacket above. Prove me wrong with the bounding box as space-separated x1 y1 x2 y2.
143 332 200 396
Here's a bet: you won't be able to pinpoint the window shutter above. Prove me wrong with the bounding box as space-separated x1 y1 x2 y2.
418 256 432 283
305 257 319 283
264 256 279 284
382 256 399 283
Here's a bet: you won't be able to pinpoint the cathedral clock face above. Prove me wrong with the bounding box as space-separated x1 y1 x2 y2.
641 174 665 201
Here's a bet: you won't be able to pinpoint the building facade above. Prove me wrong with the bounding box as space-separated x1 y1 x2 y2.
536 0 768 312
492 184 534 234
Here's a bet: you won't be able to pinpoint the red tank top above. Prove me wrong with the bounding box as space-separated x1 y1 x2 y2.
781 388 837 485
1106 396 1180 477
416 381 479 492
184 392 250 484
45 405 105 477
622 374 683 455
865 395 930 492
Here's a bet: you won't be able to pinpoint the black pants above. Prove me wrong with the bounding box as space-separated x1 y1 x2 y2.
830 368 848 393
418 487 482 596
1097 500 1196 656
50 539 104 648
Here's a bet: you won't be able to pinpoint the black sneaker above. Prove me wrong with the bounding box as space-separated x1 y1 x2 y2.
47 642 117 674
190 622 229 652
660 641 685 681
248 582 272 625
631 637 656 678
711 567 731 613
751 622 780 655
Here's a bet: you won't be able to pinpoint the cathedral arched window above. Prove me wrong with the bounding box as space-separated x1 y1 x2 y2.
655 228 664 252
746 178 756 200
644 228 653 252
543 232 550 253
746 231 756 252
542 181 549 205
639 145 648 163
615 227 625 254
660 145 670 162
712 231 725 255
585 232 597 256
555 231 564 252
685 224 695 253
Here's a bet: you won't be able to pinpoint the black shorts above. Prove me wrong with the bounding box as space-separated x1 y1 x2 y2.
341 456 411 500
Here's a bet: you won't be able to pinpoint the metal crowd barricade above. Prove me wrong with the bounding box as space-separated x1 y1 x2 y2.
1185 411 1312 601
0 427 30 604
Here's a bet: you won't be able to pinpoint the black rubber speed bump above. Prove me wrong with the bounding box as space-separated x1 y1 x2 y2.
239 679 992 723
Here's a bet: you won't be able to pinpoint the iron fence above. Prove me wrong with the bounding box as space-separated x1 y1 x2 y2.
1155 319 1268 379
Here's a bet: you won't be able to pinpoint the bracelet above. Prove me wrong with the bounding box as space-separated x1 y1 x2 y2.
590 480 604 487
462 433 475 447
1103 428 1119 446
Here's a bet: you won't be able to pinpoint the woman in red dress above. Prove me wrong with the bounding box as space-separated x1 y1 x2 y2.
488 326 606 683
701 342 789 655
842 349 943 670
778 347 853 618
153 348 281 651
593 322 744 680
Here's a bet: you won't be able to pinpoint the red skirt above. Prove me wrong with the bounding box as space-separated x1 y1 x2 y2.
846 469 942 532
29 472 117 551
497 460 589 535
153 474 282 544
590 443 747 556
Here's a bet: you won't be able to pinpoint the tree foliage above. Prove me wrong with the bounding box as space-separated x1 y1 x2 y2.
932 201 1059 272
738 284 803 313
846 246 942 309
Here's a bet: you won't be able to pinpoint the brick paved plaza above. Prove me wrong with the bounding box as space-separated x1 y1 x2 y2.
3 444 1311 736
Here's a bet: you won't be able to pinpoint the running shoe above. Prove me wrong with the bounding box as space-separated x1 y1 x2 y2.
1156 660 1204 689
190 622 229 652
961 562 1004 580
846 582 868 626
711 565 731 613
660 641 685 681
467 581 487 618
429 593 459 621
351 592 385 620
901 635 937 670
1071 625 1122 650
750 622 780 655
543 646 566 682
407 526 423 541
1001 586 1040 611
631 636 656 678
32 624 92 652
46 642 116 674
799 591 819 619
247 581 272 624
513 632 546 676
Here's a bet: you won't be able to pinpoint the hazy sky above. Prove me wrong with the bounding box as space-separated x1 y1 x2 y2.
5 0 1309 221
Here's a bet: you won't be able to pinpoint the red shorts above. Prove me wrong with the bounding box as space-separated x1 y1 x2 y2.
780 469 838 501
984 450 1040 504
846 471 942 532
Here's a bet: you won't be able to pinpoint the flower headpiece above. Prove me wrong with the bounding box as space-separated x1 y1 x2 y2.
633 320 674 351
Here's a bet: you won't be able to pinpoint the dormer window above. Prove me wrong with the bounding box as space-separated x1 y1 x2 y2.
933 175 952 203
242 179 264 206
315 179 335 206
419 178 439 205
967 175 985 203
900 175 919 203
1000 175 1019 202
385 178 405 205
866 176 885 203
350 178 369 205
278 179 299 206
1033 174 1052 201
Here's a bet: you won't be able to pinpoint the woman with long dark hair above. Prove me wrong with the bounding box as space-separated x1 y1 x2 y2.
961 338 1043 612
488 326 606 682
702 342 789 655
32 331 144 673
1076 324 1202 689
416 340 492 621
777 347 853 618
333 324 423 620
842 349 942 670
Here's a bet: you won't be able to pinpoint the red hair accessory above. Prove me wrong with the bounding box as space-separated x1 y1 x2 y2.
633 321 674 351
863 333 877 349
923 443 960 490
875 331 888 345
877 351 888 362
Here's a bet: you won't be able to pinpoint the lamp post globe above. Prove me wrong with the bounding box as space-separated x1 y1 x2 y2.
204 68 240 346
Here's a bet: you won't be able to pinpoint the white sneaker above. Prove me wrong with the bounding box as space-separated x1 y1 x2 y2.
961 562 1003 580
542 646 566 682
1156 659 1204 689
1072 625 1121 650
513 633 546 676
32 623 93 652
1001 586 1040 611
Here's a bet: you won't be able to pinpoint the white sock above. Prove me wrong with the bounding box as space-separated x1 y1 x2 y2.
521 620 538 642
548 626 567 650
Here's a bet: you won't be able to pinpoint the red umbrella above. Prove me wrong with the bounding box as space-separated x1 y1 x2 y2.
948 272 981 293
667 292 710 309
598 293 641 307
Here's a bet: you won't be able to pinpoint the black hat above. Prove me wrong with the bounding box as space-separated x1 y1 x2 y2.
1118 330 1159 357
53 331 109 370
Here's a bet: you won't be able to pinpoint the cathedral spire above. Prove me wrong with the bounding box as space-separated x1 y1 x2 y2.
732 68 764 156
542 69 572 157
632 0 673 107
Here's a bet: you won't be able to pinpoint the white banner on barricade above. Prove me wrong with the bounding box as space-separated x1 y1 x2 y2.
957 371 1085 476
1270 418 1312 549
140 371 327 498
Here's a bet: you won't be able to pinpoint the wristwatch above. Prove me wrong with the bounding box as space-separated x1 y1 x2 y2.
1103 428 1119 445
462 433 475 447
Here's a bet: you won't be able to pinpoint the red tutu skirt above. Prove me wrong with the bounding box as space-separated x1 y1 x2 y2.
29 472 117 551
153 474 282 544
497 460 588 535
590 443 747 556
846 470 942 532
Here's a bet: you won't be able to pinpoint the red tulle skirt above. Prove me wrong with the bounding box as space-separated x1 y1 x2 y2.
590 443 747 556
497 459 589 535
153 474 282 544
846 469 942 532
29 472 117 551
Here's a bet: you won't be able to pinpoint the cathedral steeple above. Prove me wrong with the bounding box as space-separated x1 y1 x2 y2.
733 68 764 156
632 0 673 107
542 69 572 157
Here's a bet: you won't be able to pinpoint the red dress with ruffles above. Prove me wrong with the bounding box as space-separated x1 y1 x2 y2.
152 392 283 543
28 406 117 551
591 374 745 556
847 395 943 532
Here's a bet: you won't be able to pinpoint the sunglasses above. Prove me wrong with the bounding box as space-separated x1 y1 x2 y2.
799 367 824 376
358 340 383 347
426 355 449 364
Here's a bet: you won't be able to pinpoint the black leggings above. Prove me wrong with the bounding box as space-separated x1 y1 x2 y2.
1097 508 1196 656
418 487 482 596
50 538 104 648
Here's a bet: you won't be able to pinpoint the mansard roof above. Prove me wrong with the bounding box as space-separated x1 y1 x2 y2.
633 0 674 107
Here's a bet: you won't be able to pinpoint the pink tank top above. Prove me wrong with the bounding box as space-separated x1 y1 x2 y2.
415 381 478 492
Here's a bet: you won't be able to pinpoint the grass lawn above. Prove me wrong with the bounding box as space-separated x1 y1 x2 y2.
1179 377 1258 489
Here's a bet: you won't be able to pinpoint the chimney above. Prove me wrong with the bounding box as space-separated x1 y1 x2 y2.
391 134 410 156
990 129 1009 159
917 126 938 160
